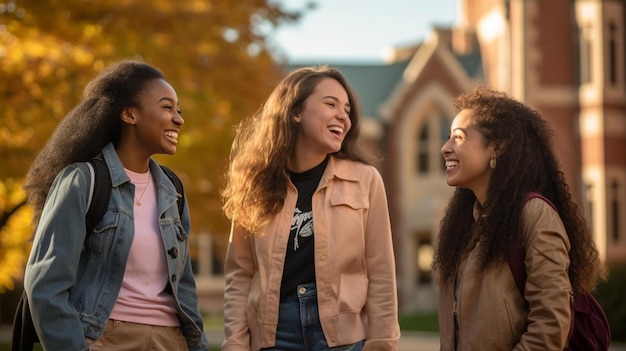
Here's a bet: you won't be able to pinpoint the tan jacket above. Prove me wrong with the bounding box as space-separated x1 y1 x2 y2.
222 156 400 351
438 198 572 351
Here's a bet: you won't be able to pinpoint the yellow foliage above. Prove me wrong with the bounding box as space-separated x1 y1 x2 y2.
0 181 33 293
0 0 306 290
82 24 102 38
72 46 94 66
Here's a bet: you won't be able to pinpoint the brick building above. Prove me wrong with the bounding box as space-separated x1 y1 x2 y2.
289 0 626 312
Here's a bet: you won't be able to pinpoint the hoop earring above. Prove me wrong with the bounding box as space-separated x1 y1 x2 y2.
490 157 496 169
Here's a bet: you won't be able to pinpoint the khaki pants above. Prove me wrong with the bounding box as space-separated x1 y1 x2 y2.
86 319 189 351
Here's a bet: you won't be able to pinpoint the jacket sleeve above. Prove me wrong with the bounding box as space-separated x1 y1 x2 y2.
515 198 572 350
176 194 210 351
222 221 256 350
24 164 91 351
362 168 401 350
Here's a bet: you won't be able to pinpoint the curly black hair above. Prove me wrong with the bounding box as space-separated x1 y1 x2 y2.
433 87 602 294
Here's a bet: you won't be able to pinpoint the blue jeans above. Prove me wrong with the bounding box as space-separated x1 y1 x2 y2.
261 283 365 351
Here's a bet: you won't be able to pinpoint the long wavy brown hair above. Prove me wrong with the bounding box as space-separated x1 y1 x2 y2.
432 87 602 295
221 66 371 233
23 60 165 225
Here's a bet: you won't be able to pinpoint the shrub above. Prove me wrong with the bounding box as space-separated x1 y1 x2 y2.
594 262 626 342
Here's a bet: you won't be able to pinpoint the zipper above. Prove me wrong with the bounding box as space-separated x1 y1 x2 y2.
452 247 478 350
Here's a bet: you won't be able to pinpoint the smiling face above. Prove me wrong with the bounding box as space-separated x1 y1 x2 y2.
125 78 183 157
291 77 352 170
441 109 496 203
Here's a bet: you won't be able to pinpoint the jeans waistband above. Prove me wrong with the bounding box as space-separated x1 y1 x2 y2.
283 282 317 298
295 282 316 298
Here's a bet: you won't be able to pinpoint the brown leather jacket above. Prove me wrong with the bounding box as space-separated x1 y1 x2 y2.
438 198 572 350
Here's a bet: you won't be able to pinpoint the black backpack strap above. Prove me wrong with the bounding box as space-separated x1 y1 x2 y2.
159 165 185 217
86 159 111 233
12 159 111 351
11 290 37 351
90 161 183 219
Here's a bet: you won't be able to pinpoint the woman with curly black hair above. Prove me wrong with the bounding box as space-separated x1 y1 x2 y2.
435 87 603 350
22 60 208 350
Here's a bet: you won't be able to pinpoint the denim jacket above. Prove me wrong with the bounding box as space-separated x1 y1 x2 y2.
24 143 209 351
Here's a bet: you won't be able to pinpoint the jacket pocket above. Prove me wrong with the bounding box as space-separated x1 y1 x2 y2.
330 193 369 210
338 272 368 312
329 193 369 232
87 210 119 255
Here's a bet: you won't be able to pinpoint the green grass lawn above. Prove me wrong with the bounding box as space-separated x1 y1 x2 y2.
399 311 439 332
0 342 42 351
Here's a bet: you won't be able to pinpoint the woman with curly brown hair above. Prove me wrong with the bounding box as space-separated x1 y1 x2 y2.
435 87 603 350
221 66 400 350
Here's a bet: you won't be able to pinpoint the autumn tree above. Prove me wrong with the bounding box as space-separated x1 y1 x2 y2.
0 0 307 293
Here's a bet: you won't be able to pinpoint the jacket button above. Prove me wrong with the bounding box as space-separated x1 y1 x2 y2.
168 247 178 258
171 274 177 282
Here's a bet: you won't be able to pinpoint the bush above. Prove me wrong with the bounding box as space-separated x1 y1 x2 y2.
594 262 626 342
398 312 439 332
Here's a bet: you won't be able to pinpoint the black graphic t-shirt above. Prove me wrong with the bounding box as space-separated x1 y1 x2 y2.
280 157 328 298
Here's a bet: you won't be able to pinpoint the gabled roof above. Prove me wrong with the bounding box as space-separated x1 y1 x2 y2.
286 32 483 122
456 50 483 79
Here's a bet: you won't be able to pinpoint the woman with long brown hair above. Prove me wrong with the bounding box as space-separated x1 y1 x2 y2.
221 66 400 350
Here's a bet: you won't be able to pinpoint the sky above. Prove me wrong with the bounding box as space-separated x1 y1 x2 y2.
268 0 459 63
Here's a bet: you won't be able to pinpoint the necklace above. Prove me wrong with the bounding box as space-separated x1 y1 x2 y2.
135 176 151 206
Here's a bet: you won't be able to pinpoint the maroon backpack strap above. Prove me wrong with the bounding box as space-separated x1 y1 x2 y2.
509 237 527 296
509 192 557 297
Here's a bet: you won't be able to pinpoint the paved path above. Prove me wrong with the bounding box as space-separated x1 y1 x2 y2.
3 324 625 350
205 329 440 350
205 328 626 350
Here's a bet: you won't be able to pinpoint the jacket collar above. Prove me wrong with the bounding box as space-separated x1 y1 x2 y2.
318 155 361 188
100 142 130 188
99 142 177 196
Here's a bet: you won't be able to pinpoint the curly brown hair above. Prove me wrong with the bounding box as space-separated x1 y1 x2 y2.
432 86 602 295
23 60 165 225
221 66 371 233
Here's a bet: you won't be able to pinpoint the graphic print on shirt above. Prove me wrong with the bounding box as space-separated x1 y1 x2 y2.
291 207 313 251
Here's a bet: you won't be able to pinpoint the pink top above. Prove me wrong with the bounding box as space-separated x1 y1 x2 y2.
109 169 179 326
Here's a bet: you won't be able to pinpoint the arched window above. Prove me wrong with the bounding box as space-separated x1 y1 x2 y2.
416 123 430 173
415 109 450 175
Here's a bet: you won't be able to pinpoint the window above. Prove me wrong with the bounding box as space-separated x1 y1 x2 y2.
415 109 451 175
415 232 433 285
611 180 620 241
609 22 617 85
416 124 430 173
439 117 449 172
584 183 594 231
579 24 593 84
